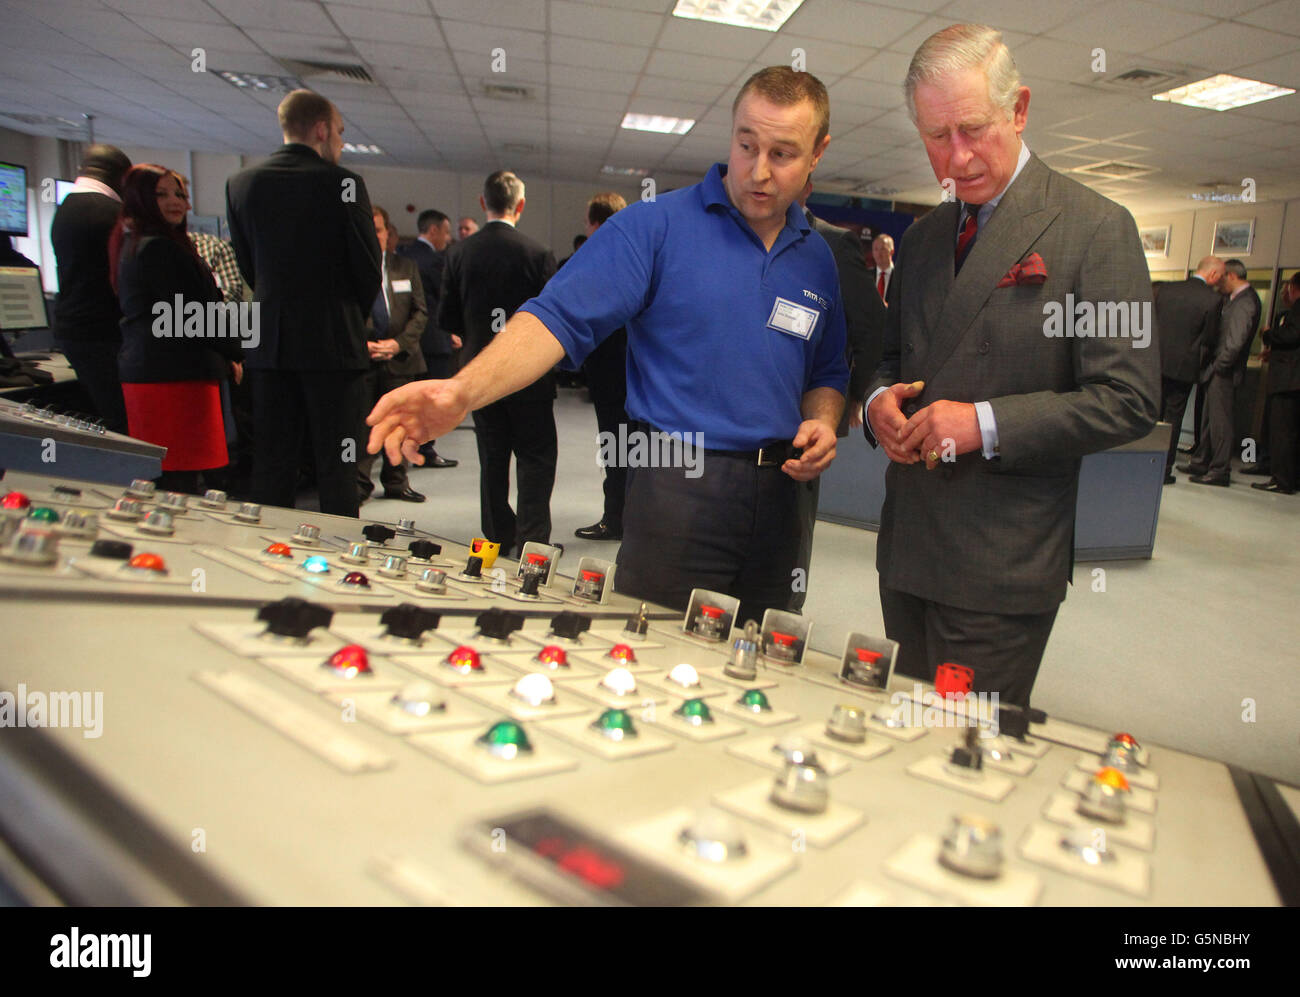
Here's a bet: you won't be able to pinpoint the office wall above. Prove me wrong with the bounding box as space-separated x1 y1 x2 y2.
1135 199 1298 276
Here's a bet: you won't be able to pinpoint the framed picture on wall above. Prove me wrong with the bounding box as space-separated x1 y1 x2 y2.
1212 219 1254 256
1139 225 1170 256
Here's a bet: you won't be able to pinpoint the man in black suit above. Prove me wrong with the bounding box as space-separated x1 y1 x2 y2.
358 205 427 503
1254 273 1300 494
398 208 460 468
1182 259 1262 486
50 144 132 433
866 233 895 307
438 170 558 550
225 89 382 517
1154 256 1224 483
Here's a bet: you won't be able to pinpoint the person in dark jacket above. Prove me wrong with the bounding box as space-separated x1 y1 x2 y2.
1254 273 1300 494
109 164 244 494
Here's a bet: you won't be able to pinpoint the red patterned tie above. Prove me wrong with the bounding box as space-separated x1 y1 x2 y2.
955 203 979 274
876 272 886 299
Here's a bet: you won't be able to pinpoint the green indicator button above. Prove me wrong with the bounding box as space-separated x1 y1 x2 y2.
477 719 533 759
675 698 714 727
591 708 637 742
27 507 60 523
738 689 772 712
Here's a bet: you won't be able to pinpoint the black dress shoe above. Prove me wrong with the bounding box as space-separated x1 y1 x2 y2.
1176 463 1207 476
1251 480 1295 494
426 454 458 468
574 521 622 541
1163 474 1176 485
383 487 427 502
1241 465 1272 476
1188 473 1230 487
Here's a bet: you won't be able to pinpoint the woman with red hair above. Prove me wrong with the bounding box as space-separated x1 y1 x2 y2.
109 165 243 494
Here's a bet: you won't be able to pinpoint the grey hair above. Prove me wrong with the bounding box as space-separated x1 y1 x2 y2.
903 24 1021 124
1223 259 1247 280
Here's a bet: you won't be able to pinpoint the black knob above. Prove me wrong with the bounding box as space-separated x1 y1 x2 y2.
549 611 592 640
54 485 82 497
408 539 442 560
380 603 442 640
90 539 132 560
519 571 542 596
363 524 396 544
463 554 483 578
476 608 524 641
623 602 650 636
256 597 334 639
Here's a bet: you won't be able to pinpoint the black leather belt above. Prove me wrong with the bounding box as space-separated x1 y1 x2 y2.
628 421 800 467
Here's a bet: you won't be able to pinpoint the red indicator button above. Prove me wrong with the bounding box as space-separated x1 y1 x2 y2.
771 631 796 647
446 645 483 672
558 846 625 890
580 569 604 582
341 570 370 587
264 542 293 557
2 491 31 510
471 539 483 552
537 645 568 667
526 553 548 565
1112 732 1139 748
325 644 372 678
935 662 973 698
1095 767 1131 791
127 552 167 573
700 605 723 619
607 643 636 663
855 648 882 663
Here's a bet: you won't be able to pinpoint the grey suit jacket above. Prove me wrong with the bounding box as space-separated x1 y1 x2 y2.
867 153 1159 615
1208 287 1261 386
367 251 427 379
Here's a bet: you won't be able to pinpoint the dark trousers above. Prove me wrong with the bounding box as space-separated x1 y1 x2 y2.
1270 390 1300 490
1159 376 1194 474
357 367 411 495
586 331 628 530
248 368 367 518
59 339 128 434
1190 373 1236 477
471 396 556 548
422 352 456 380
881 583 1059 709
615 452 802 625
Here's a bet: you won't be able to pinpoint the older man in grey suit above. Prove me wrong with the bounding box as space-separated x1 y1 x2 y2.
865 24 1160 706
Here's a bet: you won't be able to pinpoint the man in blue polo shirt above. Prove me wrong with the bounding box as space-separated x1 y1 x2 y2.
367 67 849 620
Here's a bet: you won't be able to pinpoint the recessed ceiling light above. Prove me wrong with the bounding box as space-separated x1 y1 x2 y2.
602 165 649 177
342 142 384 155
216 70 302 93
672 0 804 32
621 113 694 135
1152 74 1295 111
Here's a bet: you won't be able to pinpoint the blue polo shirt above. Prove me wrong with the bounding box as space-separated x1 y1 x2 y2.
520 163 848 450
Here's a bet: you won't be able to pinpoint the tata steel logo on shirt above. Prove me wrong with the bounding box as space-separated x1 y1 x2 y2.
801 288 829 310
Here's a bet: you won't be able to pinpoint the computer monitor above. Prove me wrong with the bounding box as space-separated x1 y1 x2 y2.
0 162 29 236
0 265 50 332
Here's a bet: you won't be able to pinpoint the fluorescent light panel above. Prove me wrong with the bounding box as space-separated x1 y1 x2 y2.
342 142 384 154
672 0 804 32
1152 74 1295 111
621 113 694 135
602 165 649 177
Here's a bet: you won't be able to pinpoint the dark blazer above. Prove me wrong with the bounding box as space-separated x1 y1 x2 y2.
807 210 886 415
116 234 244 383
50 191 123 342
225 143 382 371
397 238 451 356
867 153 1159 615
1263 299 1300 395
866 265 894 305
439 220 557 403
1208 286 1262 386
368 251 427 379
1154 276 1221 384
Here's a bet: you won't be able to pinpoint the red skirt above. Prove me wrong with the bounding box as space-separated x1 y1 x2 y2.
121 380 228 471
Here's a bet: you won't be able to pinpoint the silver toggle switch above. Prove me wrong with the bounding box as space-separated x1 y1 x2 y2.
158 491 187 510
293 524 321 544
725 619 759 680
106 497 144 521
125 479 155 499
1 527 58 566
340 542 369 565
233 502 261 523
378 555 406 578
200 489 228 508
416 567 447 593
137 509 175 536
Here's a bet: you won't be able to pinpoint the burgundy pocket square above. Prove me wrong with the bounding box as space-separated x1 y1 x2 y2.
997 253 1048 287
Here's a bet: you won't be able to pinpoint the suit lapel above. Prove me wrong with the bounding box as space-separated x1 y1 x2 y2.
917 155 1060 385
913 201 958 341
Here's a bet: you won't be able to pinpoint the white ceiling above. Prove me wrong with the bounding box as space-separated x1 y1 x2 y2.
1 0 1298 214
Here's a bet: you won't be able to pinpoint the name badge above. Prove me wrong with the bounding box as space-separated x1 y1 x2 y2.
766 297 819 340
391 278 412 293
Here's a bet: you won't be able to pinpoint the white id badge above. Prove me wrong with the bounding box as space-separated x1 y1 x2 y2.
391 278 412 293
766 297 819 340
